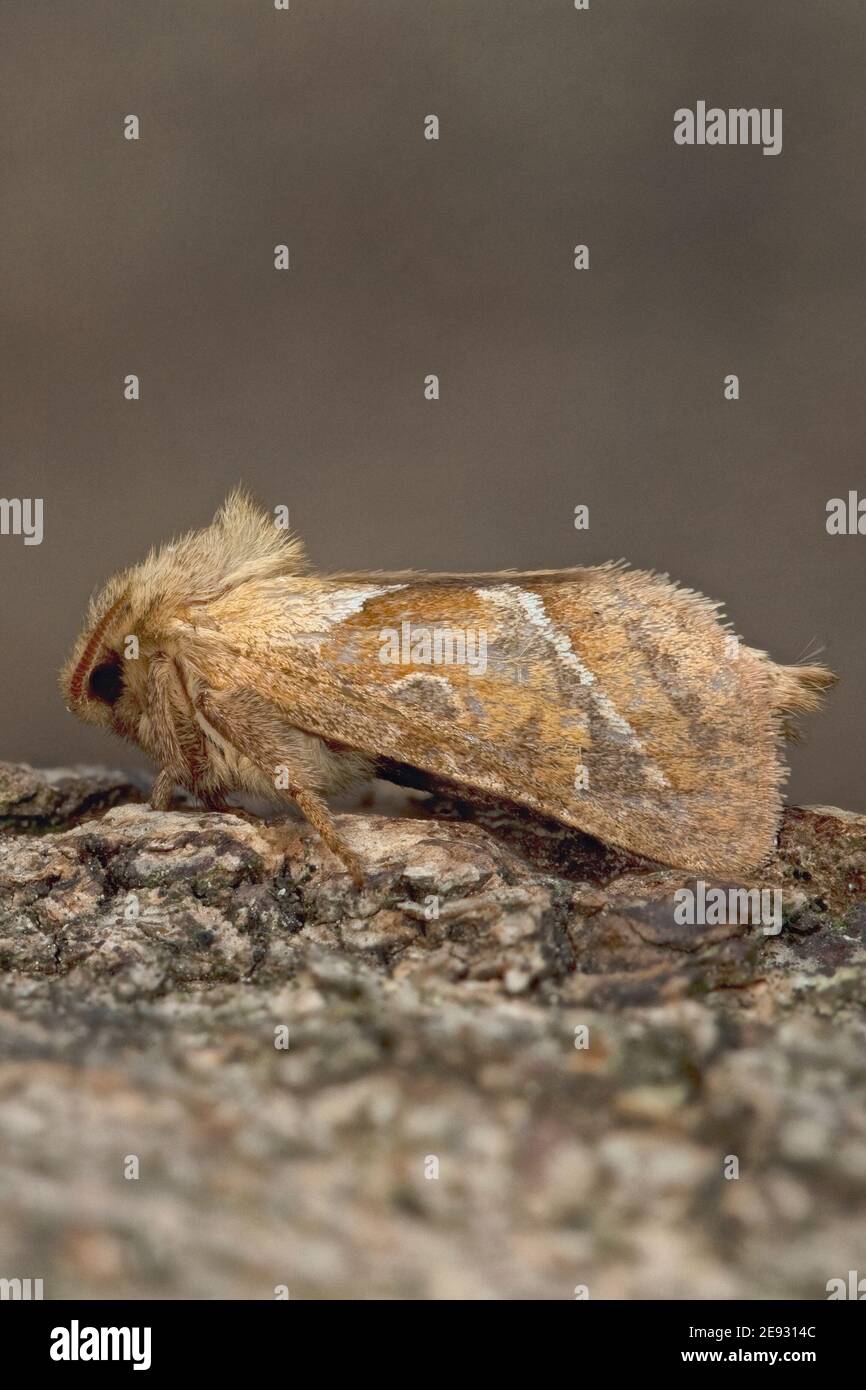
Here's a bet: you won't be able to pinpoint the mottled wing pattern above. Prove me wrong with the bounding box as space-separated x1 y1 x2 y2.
195 567 786 874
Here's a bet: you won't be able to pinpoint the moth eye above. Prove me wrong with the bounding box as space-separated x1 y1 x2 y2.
88 658 124 706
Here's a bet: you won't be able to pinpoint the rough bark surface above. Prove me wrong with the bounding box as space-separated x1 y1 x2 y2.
1 760 864 1299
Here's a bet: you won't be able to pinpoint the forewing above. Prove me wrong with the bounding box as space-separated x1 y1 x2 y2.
192 569 785 874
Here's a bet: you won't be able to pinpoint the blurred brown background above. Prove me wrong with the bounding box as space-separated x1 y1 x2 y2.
1 0 863 807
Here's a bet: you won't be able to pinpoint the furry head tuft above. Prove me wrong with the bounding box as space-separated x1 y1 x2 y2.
60 490 305 715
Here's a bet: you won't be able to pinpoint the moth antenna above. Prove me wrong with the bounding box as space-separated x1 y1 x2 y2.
67 593 129 705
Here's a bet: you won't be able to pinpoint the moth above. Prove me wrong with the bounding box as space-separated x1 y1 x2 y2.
61 490 835 883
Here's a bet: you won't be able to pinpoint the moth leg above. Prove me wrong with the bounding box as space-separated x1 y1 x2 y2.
195 687 365 885
147 655 226 812
149 767 176 811
290 785 366 887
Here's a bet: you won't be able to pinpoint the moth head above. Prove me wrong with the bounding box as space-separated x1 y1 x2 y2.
60 487 307 735
59 587 149 733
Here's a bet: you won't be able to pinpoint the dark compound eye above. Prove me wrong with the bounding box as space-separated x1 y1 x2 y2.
88 658 124 706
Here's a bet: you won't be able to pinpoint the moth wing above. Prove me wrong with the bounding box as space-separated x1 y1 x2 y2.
198 569 787 875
